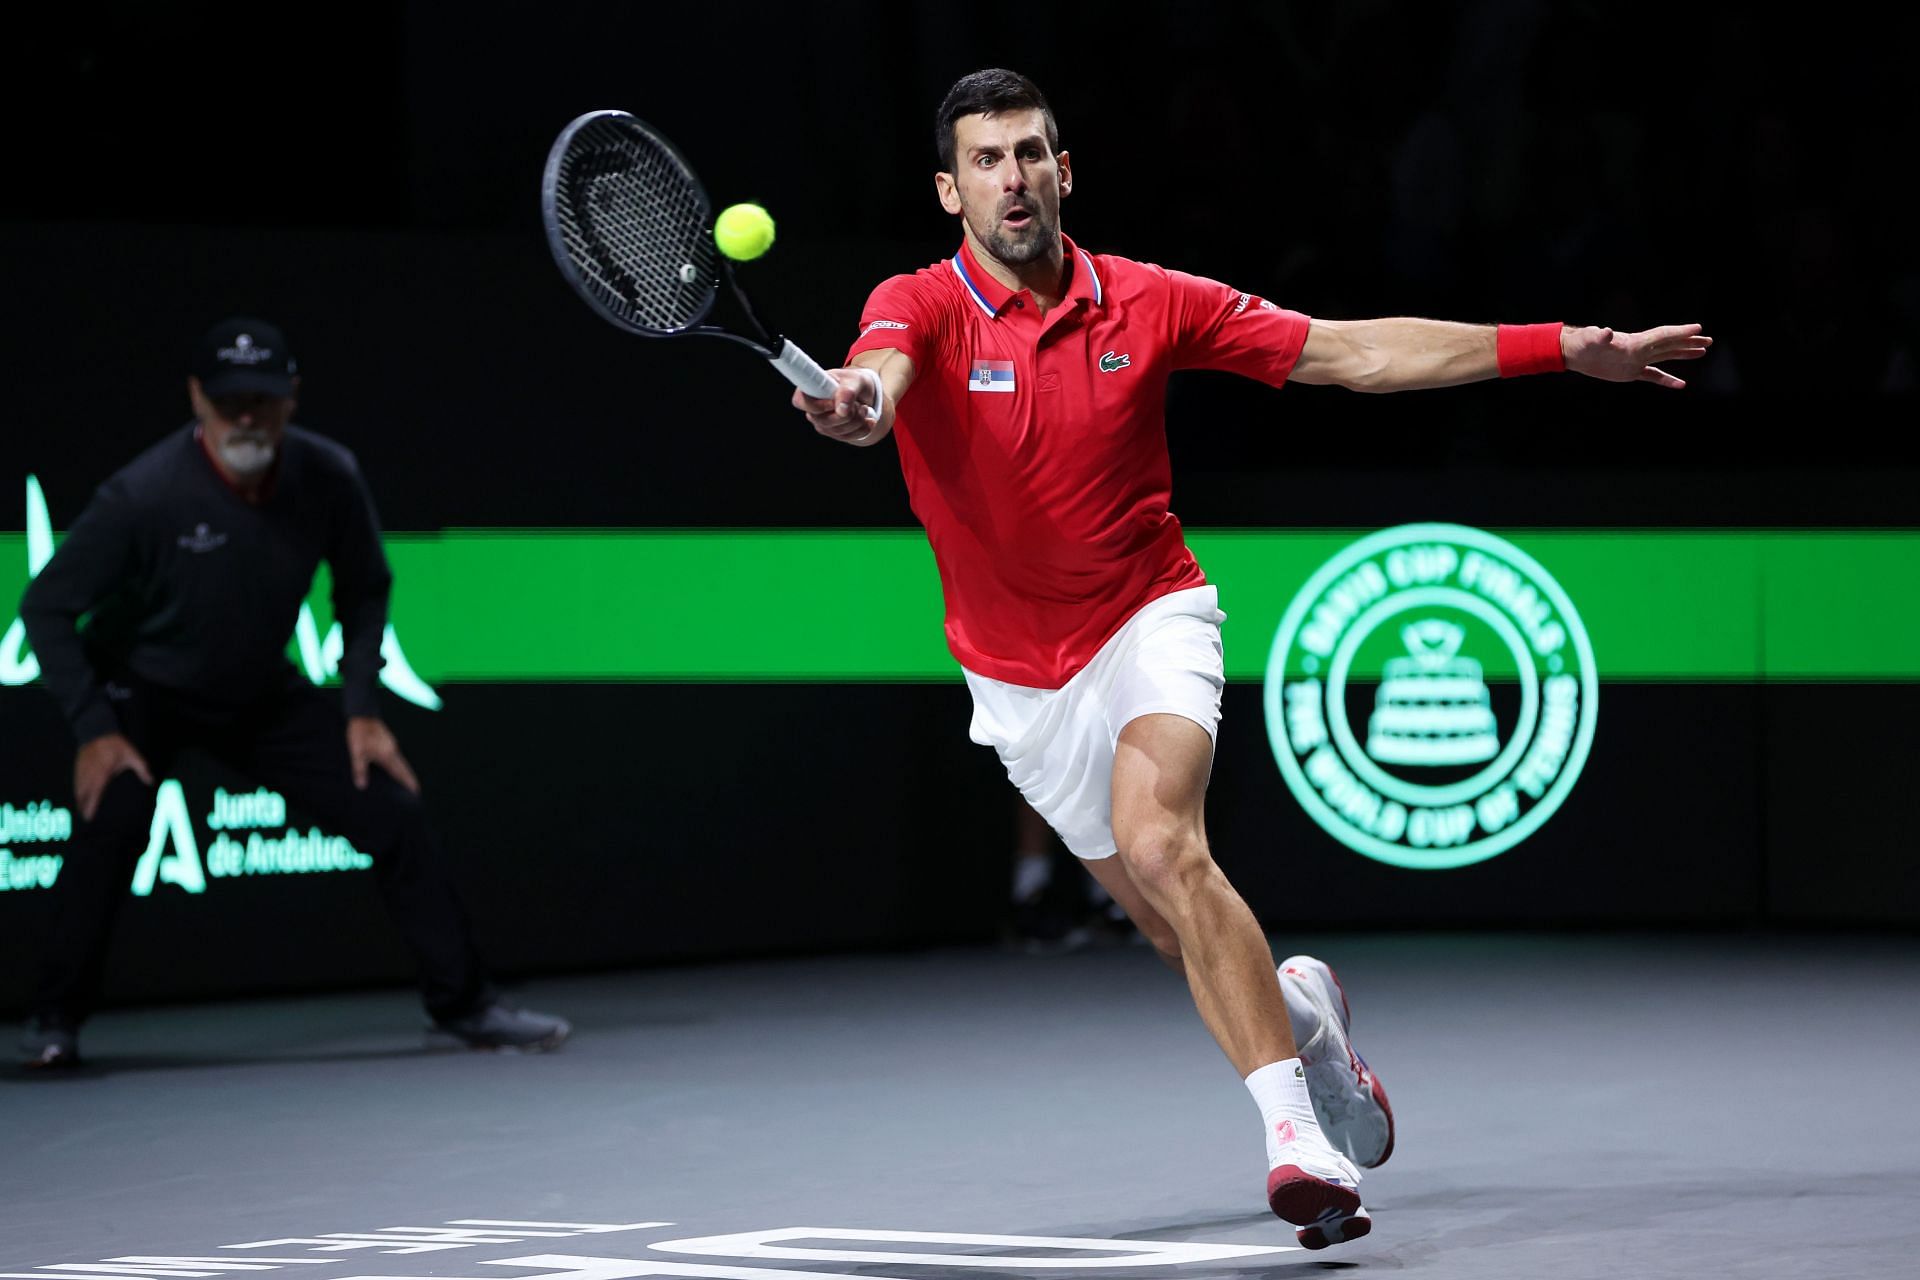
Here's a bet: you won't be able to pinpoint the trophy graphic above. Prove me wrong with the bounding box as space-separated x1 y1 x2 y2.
1366 618 1499 766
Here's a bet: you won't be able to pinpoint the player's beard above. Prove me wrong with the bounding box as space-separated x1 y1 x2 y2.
218 435 277 477
980 201 1059 266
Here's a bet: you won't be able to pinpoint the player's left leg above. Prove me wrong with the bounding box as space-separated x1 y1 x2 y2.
1109 714 1290 1071
1082 853 1396 1174
1108 713 1364 1243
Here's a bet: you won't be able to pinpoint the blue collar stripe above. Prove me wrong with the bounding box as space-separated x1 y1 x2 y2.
950 254 999 318
1078 249 1102 305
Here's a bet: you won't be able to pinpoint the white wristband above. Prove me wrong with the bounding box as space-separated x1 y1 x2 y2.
851 367 883 440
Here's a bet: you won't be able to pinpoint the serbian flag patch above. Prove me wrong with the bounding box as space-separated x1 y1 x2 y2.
968 359 1015 392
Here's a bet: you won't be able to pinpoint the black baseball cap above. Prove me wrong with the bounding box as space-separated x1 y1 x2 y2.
193 316 298 398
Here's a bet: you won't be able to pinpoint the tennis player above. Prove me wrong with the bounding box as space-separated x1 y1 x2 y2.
793 69 1709 1247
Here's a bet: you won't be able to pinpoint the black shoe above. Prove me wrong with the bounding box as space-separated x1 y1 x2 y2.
20 1017 80 1069
429 1001 570 1052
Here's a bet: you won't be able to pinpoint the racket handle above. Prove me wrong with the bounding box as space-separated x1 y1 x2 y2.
770 339 881 424
769 339 840 400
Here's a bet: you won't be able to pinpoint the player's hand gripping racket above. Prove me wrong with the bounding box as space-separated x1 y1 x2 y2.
542 109 870 418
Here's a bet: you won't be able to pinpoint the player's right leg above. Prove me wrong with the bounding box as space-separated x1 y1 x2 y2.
1082 845 1180 965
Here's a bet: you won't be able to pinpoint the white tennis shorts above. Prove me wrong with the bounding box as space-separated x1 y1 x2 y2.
963 585 1227 860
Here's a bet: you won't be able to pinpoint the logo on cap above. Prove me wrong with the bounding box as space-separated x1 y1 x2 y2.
217 334 275 366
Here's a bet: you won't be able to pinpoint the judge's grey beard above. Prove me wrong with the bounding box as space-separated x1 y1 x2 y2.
219 437 277 476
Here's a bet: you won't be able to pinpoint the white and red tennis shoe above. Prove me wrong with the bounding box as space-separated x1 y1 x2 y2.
1280 954 1396 1168
1264 1115 1365 1247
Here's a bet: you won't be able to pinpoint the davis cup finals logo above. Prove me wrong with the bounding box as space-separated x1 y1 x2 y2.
1263 524 1598 870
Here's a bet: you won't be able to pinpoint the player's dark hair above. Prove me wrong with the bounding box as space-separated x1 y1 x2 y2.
936 69 1060 174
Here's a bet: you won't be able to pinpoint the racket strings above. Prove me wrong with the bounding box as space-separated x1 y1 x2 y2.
553 120 715 333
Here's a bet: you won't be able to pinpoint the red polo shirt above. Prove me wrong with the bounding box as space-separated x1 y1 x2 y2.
847 234 1311 688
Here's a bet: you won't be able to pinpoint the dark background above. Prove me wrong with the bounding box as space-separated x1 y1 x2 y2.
6 0 1917 530
2 2 1916 1011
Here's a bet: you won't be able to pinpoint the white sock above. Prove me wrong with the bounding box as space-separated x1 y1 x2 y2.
1278 968 1324 1064
1245 1059 1323 1167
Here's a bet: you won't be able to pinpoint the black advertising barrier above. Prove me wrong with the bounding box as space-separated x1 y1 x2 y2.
3 511 1917 1013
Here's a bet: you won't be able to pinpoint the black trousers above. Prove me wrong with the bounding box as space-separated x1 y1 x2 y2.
34 672 492 1025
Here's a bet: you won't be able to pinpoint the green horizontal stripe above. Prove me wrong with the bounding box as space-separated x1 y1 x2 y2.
1193 530 1920 681
382 530 952 681
2 530 1915 682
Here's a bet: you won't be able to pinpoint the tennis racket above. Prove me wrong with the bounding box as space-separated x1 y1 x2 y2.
541 109 862 413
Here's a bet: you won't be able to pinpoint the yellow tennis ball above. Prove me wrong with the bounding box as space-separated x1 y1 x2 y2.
714 203 776 261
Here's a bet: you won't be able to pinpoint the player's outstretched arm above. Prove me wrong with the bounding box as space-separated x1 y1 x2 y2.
792 348 917 447
1289 318 1711 393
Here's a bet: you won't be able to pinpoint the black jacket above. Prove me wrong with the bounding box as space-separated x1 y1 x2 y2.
20 424 392 742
